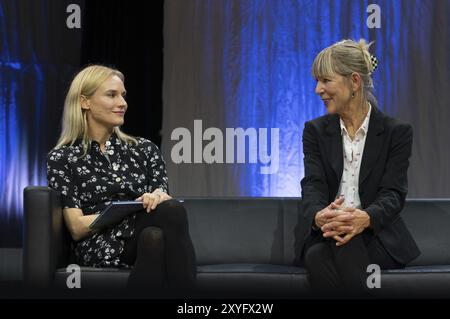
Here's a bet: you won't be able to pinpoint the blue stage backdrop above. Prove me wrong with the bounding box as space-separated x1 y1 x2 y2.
1 0 449 247
0 0 83 246
162 0 450 197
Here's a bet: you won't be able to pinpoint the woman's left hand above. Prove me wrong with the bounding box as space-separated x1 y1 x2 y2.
322 208 371 246
135 189 172 213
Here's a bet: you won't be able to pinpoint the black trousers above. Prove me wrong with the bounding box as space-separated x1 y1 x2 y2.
302 230 402 297
120 199 197 293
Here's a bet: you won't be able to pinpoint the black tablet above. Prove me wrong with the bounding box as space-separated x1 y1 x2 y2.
89 201 144 230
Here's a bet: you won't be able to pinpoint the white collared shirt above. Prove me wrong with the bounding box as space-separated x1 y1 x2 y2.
336 103 372 209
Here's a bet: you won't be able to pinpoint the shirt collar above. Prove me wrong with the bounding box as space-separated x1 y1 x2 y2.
340 102 372 136
73 131 122 153
91 132 120 146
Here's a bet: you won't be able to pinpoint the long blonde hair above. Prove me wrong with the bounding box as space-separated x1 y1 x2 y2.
312 39 377 103
54 65 137 155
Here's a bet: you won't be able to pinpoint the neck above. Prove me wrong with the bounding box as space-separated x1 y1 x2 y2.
340 99 369 131
88 122 114 147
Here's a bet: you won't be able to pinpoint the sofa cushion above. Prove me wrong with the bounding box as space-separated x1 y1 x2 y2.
182 198 295 265
401 200 450 266
197 263 306 274
183 198 450 268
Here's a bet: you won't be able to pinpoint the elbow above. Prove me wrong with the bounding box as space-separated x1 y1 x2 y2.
67 221 88 242
68 227 83 242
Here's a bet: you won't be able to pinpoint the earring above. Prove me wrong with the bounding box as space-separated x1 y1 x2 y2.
351 92 355 98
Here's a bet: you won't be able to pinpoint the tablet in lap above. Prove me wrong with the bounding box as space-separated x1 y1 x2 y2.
89 201 144 230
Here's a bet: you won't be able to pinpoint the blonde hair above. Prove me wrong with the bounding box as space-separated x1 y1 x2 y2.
312 39 376 102
54 65 137 155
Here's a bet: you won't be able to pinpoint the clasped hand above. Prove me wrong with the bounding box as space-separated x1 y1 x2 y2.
135 189 172 213
314 197 370 246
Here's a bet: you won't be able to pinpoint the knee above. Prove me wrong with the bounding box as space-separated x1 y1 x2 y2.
156 199 188 227
304 243 329 270
139 226 164 246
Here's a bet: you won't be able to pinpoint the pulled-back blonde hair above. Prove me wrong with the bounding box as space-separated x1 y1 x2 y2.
312 39 376 103
54 65 137 155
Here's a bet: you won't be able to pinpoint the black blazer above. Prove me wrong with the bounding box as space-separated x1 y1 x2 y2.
296 105 420 266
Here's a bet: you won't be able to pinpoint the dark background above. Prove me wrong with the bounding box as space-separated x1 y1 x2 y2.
80 0 164 147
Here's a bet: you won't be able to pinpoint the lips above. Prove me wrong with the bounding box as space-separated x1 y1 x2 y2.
113 111 125 115
322 98 331 107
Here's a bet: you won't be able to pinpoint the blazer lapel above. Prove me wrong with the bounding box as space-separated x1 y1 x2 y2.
359 107 385 186
324 114 343 183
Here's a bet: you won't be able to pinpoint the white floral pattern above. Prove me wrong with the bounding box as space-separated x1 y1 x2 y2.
46 133 169 267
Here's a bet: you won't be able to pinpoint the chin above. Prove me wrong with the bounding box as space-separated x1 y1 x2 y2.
326 107 337 114
112 120 125 126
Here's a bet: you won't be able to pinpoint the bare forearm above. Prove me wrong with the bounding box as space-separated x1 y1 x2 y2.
71 214 99 241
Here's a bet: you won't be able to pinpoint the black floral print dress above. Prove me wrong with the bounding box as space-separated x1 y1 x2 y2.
46 133 169 268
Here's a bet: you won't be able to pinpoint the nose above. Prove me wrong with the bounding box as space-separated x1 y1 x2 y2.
315 81 324 95
118 95 127 108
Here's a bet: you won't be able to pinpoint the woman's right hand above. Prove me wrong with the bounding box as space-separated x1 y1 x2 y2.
135 189 172 213
314 196 345 228
314 197 355 243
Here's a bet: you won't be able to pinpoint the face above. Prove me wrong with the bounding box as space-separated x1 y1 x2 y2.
315 73 353 114
82 75 127 129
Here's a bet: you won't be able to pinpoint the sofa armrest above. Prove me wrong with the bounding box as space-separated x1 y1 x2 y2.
23 186 69 286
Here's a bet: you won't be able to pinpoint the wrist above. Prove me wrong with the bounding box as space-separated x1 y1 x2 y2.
362 210 371 229
313 211 322 231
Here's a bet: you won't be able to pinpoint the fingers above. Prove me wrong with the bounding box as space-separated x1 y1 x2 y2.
144 195 154 213
333 235 346 244
321 210 355 222
327 214 355 223
150 194 161 210
322 222 353 233
152 189 171 204
334 196 345 205
135 190 171 213
336 233 354 246
330 202 342 210
320 210 340 219
139 193 157 213
323 227 353 238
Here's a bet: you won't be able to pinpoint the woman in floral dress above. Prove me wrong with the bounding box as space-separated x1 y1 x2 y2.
47 65 196 293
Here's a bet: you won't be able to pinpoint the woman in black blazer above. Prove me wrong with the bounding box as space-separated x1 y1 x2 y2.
298 39 420 297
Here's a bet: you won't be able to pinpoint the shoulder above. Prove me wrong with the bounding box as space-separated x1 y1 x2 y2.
304 113 339 132
377 109 412 136
47 144 83 165
133 137 162 155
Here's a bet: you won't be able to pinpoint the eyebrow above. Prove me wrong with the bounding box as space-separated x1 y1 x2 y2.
105 89 127 95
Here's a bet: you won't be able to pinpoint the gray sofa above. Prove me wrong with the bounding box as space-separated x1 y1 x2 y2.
23 187 450 298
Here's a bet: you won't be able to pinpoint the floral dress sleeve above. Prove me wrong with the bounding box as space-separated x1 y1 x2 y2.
46 149 81 209
140 139 169 194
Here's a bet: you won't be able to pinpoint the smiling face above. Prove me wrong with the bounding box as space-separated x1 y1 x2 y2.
82 75 127 129
315 74 353 115
312 40 373 116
